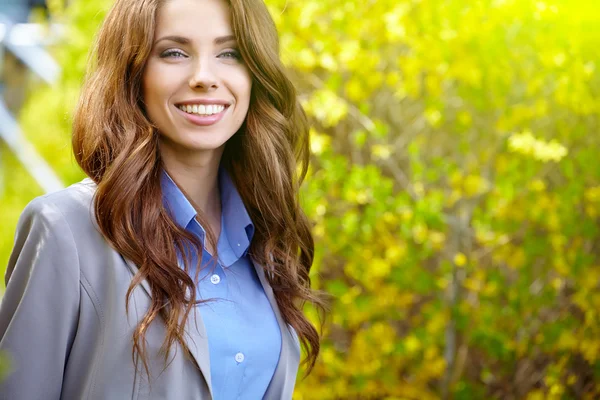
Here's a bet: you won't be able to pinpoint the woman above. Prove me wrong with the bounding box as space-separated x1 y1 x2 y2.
0 0 325 398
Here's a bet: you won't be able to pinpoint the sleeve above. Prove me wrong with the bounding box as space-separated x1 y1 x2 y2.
0 198 81 400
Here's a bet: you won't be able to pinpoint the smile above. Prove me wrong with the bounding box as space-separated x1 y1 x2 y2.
175 103 229 127
177 104 226 116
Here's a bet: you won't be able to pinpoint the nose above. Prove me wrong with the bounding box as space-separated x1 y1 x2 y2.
188 58 218 90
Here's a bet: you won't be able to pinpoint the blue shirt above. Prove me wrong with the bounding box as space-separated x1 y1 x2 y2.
161 168 282 400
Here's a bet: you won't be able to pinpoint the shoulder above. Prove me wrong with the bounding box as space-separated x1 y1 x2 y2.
22 178 97 229
10 178 110 290
6 180 98 289
14 178 103 260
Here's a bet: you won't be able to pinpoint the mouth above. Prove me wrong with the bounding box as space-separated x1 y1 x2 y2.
176 103 230 116
174 103 230 127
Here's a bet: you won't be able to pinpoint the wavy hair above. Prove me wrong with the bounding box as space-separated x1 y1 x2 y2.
72 0 326 380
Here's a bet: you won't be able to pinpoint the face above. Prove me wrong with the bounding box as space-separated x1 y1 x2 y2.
142 0 252 163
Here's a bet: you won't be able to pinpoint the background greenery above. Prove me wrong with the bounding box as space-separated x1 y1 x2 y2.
1 0 599 398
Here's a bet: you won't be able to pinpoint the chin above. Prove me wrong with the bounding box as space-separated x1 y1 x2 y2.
159 127 235 155
180 135 230 152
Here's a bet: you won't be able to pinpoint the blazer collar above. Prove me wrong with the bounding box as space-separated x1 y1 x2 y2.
122 256 299 399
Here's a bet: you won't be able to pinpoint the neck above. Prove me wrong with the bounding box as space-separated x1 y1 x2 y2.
159 141 224 220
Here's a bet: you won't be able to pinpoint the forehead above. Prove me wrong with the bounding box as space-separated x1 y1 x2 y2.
154 0 233 39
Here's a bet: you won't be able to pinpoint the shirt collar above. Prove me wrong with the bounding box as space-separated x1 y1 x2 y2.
218 167 254 257
161 166 254 259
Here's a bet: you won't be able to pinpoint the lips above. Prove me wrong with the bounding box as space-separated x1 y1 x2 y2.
175 103 228 126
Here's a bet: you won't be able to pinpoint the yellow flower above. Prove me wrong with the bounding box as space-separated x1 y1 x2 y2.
453 252 467 267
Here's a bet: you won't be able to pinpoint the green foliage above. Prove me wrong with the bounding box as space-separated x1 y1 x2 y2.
1 0 599 398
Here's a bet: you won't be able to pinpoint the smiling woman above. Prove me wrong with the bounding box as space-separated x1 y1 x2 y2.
0 0 326 399
143 0 252 157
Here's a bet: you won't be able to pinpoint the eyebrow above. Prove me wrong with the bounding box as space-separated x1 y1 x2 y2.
153 35 236 46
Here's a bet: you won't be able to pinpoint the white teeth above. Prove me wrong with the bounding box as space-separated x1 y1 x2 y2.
178 104 225 116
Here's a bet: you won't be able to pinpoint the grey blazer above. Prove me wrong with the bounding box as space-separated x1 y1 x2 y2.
0 179 301 399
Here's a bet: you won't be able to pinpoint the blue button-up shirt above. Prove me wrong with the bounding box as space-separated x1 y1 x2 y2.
161 168 282 400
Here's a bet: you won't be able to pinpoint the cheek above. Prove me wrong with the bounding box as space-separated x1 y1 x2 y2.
242 72 252 103
142 64 173 106
234 81 252 124
142 65 173 125
142 70 158 112
234 72 252 109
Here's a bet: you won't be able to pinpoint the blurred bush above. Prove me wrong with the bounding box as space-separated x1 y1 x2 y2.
1 0 599 399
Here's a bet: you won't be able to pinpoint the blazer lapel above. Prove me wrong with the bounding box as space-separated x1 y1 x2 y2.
121 255 299 399
252 259 301 400
122 257 213 398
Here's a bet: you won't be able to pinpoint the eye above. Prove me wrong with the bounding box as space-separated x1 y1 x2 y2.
219 49 242 60
160 49 187 58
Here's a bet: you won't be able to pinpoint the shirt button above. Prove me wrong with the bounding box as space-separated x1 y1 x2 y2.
210 274 221 284
235 352 245 363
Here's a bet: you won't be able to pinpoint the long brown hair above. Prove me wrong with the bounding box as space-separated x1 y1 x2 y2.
72 0 326 380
